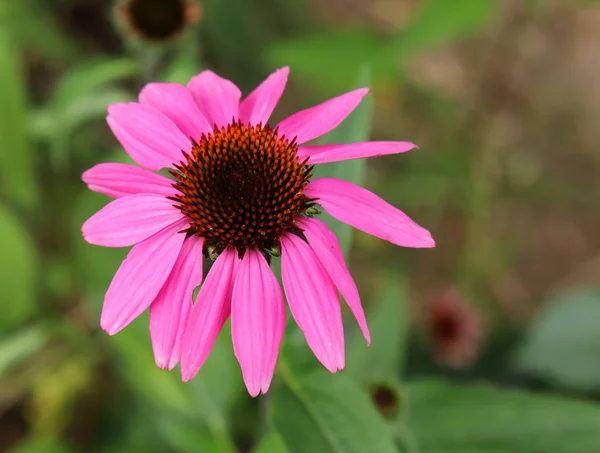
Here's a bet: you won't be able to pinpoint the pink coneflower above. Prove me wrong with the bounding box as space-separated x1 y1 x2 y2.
82 68 434 396
422 288 483 368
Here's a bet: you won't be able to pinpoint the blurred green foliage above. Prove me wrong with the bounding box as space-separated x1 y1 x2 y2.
516 289 600 392
407 380 600 453
1 0 600 451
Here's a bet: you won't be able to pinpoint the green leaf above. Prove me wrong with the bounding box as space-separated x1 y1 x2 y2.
0 203 38 332
0 28 39 208
311 67 373 256
407 379 600 453
271 366 399 453
51 58 139 109
253 432 289 453
0 0 76 64
516 288 600 391
44 88 133 169
34 58 138 169
8 437 74 453
103 314 238 453
0 325 48 376
346 276 408 382
268 29 393 92
106 314 196 417
158 414 235 453
394 0 497 57
95 405 171 453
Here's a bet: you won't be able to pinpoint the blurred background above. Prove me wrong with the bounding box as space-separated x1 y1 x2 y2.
2 0 600 452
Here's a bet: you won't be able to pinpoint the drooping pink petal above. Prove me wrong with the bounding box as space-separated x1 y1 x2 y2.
82 163 176 199
107 103 191 171
150 236 204 370
280 234 345 373
296 217 370 345
276 88 369 145
297 141 417 164
100 220 187 335
82 194 184 247
231 249 285 397
239 67 289 126
305 178 435 248
139 82 212 140
187 70 241 128
180 248 239 382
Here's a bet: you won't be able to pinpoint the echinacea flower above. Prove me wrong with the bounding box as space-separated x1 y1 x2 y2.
421 288 483 368
82 67 434 396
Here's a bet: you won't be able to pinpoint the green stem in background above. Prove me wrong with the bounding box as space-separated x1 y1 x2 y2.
392 422 420 453
259 386 272 436
158 28 206 85
135 43 166 84
456 10 527 300
458 143 495 294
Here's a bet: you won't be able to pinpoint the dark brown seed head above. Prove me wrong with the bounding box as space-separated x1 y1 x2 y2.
369 382 401 420
117 0 201 42
172 121 314 257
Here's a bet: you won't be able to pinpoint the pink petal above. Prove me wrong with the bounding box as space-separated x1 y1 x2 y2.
280 233 345 373
180 248 239 382
276 88 369 145
296 217 370 345
231 249 285 397
150 236 204 370
238 67 289 126
82 163 177 199
305 178 435 248
187 70 241 127
297 141 417 164
100 220 187 335
107 103 191 171
82 194 184 247
139 82 212 140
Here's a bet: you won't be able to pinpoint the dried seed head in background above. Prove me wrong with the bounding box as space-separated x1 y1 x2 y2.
369 381 402 420
114 0 202 43
422 288 484 368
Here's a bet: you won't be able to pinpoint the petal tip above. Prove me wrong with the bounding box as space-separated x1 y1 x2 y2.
100 322 121 336
106 102 129 116
180 368 196 382
154 356 169 370
422 233 436 248
81 168 92 183
166 356 180 371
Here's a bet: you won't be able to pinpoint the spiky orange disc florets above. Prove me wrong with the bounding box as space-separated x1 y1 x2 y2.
172 121 314 256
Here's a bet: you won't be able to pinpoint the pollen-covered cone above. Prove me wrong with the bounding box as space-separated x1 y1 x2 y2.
81 67 435 396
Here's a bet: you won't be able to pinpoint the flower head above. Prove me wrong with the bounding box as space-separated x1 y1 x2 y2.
422 288 483 368
115 0 201 43
82 68 435 396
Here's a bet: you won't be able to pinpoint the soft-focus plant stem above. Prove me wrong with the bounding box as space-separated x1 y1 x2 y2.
393 422 420 453
456 12 526 299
